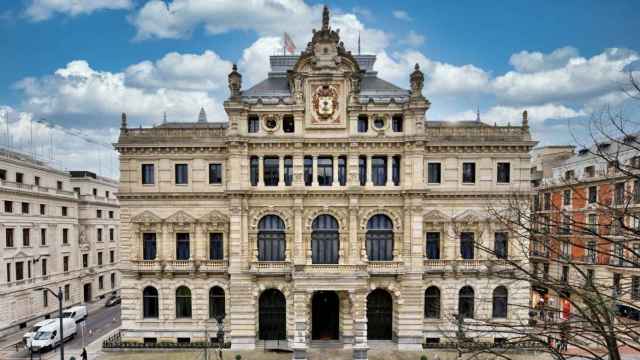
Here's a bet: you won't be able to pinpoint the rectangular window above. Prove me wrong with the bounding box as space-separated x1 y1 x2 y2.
92 188 97 196
563 189 571 206
357 115 368 133
61 206 68 216
209 163 222 184
209 233 223 260
615 182 625 205
141 164 155 185
338 156 347 186
250 156 259 186
82 254 88 268
427 163 441 184
248 115 259 133
97 209 102 218
34 176 40 186
4 200 12 213
176 233 190 260
587 214 598 234
426 232 440 260
98 252 103 266
497 162 510 183
462 162 476 184
105 190 110 198
64 284 70 301
39 204 45 215
143 233 157 260
543 193 551 210
613 273 622 296
392 114 403 132
175 164 189 185
6 263 10 282
110 273 115 288
109 228 114 241
56 180 62 190
15 262 24 281
460 232 475 259
62 228 69 244
283 115 294 133
99 276 104 290
110 250 115 263
73 187 80 194
42 258 47 276
16 172 23 183
0 169 5 180
109 211 114 219
5 228 14 247
560 214 571 235
584 165 595 177
43 290 48 307
561 240 570 258
317 156 333 186
561 265 569 283
586 269 595 287
263 157 279 186
494 232 508 259
63 256 69 272
359 156 367 186
304 156 313 186
284 156 293 186
588 186 597 204
372 156 387 186
21 202 29 214
587 241 596 263
27 261 31 278
22 228 30 247
392 156 400 186
633 277 640 300
97 228 103 242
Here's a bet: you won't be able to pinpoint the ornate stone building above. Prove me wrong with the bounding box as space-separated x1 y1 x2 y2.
116 7 534 358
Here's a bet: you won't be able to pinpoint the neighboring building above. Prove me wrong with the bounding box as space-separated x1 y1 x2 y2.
0 149 119 338
116 7 534 358
531 139 640 321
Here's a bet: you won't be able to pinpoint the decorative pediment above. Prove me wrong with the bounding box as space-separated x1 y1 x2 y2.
423 209 450 223
13 250 29 259
453 209 485 224
131 210 162 224
164 210 196 225
199 211 229 228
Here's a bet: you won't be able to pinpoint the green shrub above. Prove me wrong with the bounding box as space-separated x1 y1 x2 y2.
235 355 242 360
420 355 428 360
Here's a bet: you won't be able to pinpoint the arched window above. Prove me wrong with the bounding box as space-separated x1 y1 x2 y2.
424 286 440 319
492 286 508 318
209 286 225 319
366 214 394 261
312 215 339 264
175 286 192 318
259 289 286 340
367 289 392 340
143 286 158 318
258 215 286 261
458 286 474 319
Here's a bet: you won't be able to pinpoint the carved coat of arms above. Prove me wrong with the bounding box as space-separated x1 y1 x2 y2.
312 85 338 119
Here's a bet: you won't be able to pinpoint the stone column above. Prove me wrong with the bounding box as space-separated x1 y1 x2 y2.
294 199 304 265
312 156 319 187
332 155 339 187
279 155 285 187
351 290 368 360
396 274 424 351
258 155 264 187
365 155 373 187
386 155 393 186
292 290 309 360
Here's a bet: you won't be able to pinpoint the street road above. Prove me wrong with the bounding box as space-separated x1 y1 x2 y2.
1 303 121 359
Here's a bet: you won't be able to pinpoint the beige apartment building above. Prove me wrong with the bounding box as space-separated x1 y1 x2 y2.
116 7 535 359
0 149 120 338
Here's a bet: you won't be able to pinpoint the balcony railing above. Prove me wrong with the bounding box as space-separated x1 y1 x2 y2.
367 261 404 274
299 264 366 273
249 261 291 274
199 260 228 273
423 259 515 273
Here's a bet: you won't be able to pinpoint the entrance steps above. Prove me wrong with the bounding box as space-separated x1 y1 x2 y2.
309 340 342 349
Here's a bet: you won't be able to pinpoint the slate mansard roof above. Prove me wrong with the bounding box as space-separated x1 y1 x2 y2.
241 54 410 104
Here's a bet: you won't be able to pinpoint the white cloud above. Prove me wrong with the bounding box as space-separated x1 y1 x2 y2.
400 30 425 47
25 0 132 21
443 103 584 125
238 37 283 87
392 10 411 22
509 46 579 73
494 47 639 105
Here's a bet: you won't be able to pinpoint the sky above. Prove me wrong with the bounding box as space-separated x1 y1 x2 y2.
0 0 639 178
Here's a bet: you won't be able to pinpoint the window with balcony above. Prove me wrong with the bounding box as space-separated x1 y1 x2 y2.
304 156 313 186
175 164 189 185
460 232 475 259
588 186 597 204
263 157 279 186
250 156 259 186
426 232 440 260
209 233 223 260
141 164 155 185
143 233 157 260
176 233 190 260
338 156 347 186
357 114 368 133
284 156 293 186
317 156 333 186
497 162 510 183
462 162 476 184
209 164 222 184
392 114 403 132
258 215 286 261
358 156 367 185
494 232 508 259
587 214 597 234
427 163 441 184
248 115 260 133
5 228 14 248
372 156 387 186
282 115 295 133
22 228 30 247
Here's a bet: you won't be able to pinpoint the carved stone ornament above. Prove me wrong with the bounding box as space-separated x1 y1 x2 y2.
410 63 424 97
131 210 163 225
312 85 338 120
165 210 196 225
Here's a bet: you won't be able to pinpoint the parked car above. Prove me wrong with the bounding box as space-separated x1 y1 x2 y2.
23 319 56 348
105 295 121 307
61 305 87 323
30 318 76 352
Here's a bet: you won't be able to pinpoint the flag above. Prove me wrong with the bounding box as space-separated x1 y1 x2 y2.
284 32 296 54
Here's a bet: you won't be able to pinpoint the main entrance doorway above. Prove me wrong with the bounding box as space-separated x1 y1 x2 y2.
367 289 392 340
259 289 286 340
312 291 339 340
83 283 92 302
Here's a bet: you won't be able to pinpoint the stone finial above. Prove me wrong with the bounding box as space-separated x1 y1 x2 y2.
198 107 207 123
120 112 127 130
523 110 529 128
228 64 242 98
322 5 330 30
410 63 424 97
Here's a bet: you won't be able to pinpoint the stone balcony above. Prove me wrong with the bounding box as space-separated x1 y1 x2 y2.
249 261 292 275
423 259 517 274
367 261 405 275
132 259 229 274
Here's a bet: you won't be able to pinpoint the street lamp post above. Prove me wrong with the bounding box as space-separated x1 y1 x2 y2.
34 287 64 360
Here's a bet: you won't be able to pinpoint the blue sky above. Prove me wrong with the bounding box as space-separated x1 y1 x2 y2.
0 0 638 177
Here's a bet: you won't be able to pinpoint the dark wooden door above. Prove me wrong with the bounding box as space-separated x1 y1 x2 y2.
259 289 286 340
312 291 339 340
367 289 392 340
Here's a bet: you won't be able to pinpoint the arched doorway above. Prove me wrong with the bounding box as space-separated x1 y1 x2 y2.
259 289 286 340
367 289 392 340
312 291 339 340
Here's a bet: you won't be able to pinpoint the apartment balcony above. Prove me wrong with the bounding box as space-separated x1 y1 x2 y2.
530 249 549 259
575 255 598 265
249 261 291 275
423 259 516 273
297 264 366 274
198 260 229 273
132 259 228 274
367 261 405 275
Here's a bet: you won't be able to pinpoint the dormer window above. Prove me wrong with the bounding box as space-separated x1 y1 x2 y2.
392 114 403 132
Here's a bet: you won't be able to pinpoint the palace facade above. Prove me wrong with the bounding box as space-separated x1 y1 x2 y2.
116 7 535 358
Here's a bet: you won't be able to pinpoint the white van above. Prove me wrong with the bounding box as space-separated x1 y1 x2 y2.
23 319 56 348
30 318 77 352
61 305 87 322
